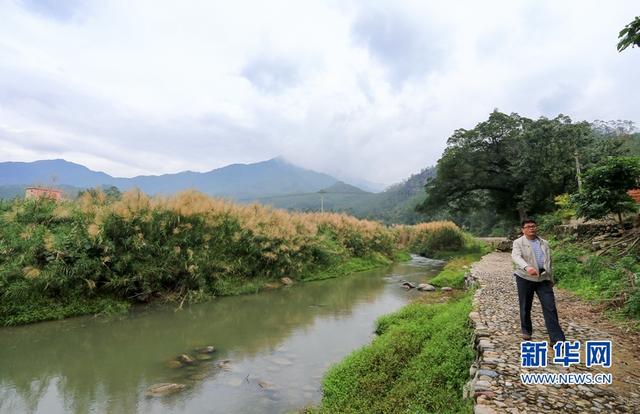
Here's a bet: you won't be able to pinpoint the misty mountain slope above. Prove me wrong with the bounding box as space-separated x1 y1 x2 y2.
0 159 113 187
261 167 436 224
0 157 339 200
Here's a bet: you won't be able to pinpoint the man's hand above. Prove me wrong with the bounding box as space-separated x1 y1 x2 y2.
526 266 539 277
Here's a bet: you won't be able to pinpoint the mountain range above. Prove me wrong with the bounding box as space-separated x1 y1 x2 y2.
0 157 352 199
0 158 434 224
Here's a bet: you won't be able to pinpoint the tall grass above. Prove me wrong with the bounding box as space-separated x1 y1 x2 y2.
0 190 468 326
395 221 467 258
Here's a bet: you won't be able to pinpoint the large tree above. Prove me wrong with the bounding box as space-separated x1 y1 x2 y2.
418 111 621 225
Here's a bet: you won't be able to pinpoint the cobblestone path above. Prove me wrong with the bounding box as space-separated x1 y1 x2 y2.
467 252 640 414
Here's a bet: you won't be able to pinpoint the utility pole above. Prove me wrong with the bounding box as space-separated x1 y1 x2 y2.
318 190 326 213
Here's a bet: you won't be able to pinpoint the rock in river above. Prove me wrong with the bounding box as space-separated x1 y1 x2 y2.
197 345 216 354
417 283 436 291
145 383 186 397
177 354 196 365
217 360 232 371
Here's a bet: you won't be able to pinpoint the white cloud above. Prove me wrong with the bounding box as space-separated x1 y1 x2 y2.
0 0 638 185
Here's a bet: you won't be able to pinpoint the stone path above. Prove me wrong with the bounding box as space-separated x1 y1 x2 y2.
466 252 640 414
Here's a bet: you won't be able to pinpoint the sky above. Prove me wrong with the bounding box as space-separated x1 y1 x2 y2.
0 0 639 186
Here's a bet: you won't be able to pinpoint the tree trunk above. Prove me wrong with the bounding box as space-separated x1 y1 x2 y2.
618 211 625 233
518 208 528 224
574 151 582 192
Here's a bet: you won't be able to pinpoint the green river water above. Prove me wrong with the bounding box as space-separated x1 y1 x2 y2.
0 255 447 414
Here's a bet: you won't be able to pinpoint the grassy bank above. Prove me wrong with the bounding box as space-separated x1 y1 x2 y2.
428 237 489 288
0 190 462 326
307 249 483 414
551 238 640 324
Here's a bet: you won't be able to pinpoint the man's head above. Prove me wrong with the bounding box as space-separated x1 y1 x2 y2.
521 219 537 239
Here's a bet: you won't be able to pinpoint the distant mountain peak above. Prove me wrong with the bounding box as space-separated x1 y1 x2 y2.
266 155 292 165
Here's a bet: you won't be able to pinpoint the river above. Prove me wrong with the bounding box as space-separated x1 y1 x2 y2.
0 255 448 414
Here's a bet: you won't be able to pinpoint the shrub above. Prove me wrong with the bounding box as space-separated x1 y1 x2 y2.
396 221 466 257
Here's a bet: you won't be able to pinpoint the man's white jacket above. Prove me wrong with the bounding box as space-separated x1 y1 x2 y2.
511 235 554 283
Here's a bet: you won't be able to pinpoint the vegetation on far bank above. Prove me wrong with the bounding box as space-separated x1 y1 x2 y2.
428 242 489 288
0 190 467 326
307 249 481 414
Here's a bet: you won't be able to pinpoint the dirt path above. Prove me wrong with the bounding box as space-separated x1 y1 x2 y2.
467 252 640 414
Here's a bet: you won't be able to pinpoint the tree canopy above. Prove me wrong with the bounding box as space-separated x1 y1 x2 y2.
571 157 640 227
417 111 624 229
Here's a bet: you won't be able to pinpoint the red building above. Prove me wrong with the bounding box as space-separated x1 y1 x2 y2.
628 188 640 204
25 187 63 201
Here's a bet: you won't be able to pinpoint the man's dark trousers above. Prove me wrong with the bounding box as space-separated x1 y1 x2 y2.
515 275 566 342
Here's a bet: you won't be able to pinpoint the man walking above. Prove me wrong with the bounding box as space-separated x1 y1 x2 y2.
512 219 566 344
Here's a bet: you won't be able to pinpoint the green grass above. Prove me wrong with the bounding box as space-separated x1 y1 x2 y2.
313 295 474 414
428 240 490 288
302 253 393 282
550 238 640 323
393 249 412 262
0 296 130 327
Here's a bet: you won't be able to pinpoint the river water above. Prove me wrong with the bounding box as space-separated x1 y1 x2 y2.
0 255 447 414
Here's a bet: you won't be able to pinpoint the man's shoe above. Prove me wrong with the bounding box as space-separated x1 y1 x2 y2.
522 333 532 340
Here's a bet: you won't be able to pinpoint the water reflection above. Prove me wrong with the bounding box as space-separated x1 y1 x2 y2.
0 256 443 414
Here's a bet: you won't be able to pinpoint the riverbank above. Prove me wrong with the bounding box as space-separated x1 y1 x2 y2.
0 190 460 326
307 245 488 414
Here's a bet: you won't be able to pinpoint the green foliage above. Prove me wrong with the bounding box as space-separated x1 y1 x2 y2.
418 111 626 230
0 191 429 326
571 157 640 224
554 194 576 221
262 167 436 225
428 246 489 287
618 132 640 156
317 296 474 414
301 254 392 282
552 241 640 319
618 16 640 52
401 222 467 258
411 226 465 257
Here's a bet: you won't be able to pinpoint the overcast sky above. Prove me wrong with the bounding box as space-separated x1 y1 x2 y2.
1 0 638 186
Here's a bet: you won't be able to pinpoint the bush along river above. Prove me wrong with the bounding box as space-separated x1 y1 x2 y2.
0 254 460 414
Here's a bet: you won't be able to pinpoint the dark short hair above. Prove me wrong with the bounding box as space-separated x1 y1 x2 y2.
521 219 537 227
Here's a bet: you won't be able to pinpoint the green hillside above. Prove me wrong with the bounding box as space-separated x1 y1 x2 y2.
257 167 436 224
